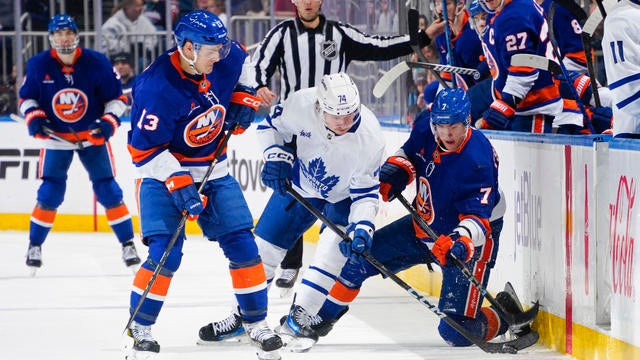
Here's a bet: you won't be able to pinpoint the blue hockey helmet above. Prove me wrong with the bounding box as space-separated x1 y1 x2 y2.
48 14 79 54
174 10 230 58
468 0 484 17
431 88 471 126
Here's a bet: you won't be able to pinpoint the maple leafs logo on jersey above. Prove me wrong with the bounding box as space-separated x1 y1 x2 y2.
300 157 339 198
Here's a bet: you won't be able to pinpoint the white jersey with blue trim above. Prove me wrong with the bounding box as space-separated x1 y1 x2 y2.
602 0 640 136
257 87 385 225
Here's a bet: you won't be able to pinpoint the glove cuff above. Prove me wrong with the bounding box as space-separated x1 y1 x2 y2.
25 108 47 125
100 113 120 134
354 221 375 236
264 145 295 164
231 91 261 110
165 172 194 192
386 156 416 185
489 99 516 117
451 232 475 262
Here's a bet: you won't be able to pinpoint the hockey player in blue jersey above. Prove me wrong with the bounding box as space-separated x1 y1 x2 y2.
475 0 563 133
198 72 385 352
124 10 282 360
18 14 140 274
311 88 537 350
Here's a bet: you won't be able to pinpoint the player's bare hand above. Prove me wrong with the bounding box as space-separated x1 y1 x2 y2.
257 87 277 107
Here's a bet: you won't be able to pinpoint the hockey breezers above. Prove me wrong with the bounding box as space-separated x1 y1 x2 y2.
124 124 238 333
372 61 479 98
394 192 540 328
285 183 533 354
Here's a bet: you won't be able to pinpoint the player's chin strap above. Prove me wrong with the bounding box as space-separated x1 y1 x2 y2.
393 192 540 327
177 45 202 75
284 182 532 354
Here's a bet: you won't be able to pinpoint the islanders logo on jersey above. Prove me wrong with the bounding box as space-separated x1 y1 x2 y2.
52 88 88 123
416 177 434 224
183 104 225 147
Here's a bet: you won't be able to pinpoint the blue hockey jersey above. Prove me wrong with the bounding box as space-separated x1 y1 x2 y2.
402 110 499 240
128 41 248 182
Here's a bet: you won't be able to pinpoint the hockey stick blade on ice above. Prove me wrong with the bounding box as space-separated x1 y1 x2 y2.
394 193 540 327
124 124 238 333
10 113 84 149
286 184 536 354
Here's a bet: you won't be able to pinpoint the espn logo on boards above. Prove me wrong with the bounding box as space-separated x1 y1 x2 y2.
0 149 40 180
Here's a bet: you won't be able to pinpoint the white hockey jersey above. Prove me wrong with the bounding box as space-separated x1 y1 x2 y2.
257 87 385 226
602 0 640 136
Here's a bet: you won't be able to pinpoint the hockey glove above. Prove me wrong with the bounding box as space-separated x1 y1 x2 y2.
226 85 261 135
432 232 474 266
589 106 613 134
480 95 517 130
88 113 120 146
379 156 416 202
165 171 204 219
556 71 592 105
261 145 295 195
339 222 374 259
24 108 51 139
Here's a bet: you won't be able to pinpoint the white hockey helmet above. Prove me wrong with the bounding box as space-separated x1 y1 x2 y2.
316 72 360 116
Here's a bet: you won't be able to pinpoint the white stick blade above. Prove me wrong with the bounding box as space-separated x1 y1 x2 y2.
373 61 411 98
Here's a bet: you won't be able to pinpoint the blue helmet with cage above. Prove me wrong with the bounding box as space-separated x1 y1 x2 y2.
48 14 79 54
174 10 230 58
431 88 471 126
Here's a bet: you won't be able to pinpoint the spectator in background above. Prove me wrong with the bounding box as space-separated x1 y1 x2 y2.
143 0 179 30
111 52 136 111
376 0 398 34
0 64 17 116
101 0 158 59
207 0 228 27
274 0 296 17
418 14 428 32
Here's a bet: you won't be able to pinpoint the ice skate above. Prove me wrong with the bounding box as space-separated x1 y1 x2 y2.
26 244 42 276
122 240 141 271
276 304 319 352
198 310 247 344
493 282 540 350
124 321 160 360
245 320 283 360
275 268 299 298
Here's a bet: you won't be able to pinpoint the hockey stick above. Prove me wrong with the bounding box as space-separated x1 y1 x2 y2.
373 61 479 98
580 33 602 107
408 8 451 90
510 53 595 133
124 124 237 333
394 192 540 327
10 113 85 149
582 0 616 37
439 0 456 87
285 184 533 354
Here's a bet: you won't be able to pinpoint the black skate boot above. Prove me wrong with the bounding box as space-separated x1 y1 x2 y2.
126 321 160 359
495 282 534 337
275 268 299 288
276 304 319 352
122 241 141 268
26 244 42 268
245 320 283 360
310 306 349 337
198 310 246 344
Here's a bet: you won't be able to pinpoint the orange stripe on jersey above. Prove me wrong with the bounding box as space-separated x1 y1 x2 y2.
563 98 581 112
230 263 267 289
106 203 130 222
32 206 56 224
565 50 587 65
133 267 172 296
532 114 545 133
481 307 501 340
328 281 361 303
519 84 560 109
127 144 167 164
508 65 536 75
171 146 228 163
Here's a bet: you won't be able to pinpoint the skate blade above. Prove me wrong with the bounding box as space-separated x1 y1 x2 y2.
28 266 39 277
279 286 294 299
256 348 282 360
196 333 249 346
280 335 316 353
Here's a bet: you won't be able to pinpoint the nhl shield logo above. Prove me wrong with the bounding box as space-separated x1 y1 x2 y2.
320 40 337 60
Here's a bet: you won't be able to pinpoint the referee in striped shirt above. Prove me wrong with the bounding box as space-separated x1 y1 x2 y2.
252 0 420 291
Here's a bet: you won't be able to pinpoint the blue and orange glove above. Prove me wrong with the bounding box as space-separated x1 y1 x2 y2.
24 107 51 139
88 113 119 146
588 106 613 134
261 145 295 194
165 171 204 220
339 222 374 259
226 85 261 135
379 156 416 202
479 94 517 130
432 232 474 266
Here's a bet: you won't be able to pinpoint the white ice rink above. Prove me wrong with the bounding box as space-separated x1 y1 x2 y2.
0 231 573 360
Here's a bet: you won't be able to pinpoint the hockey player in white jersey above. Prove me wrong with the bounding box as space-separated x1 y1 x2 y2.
602 0 640 138
198 72 385 351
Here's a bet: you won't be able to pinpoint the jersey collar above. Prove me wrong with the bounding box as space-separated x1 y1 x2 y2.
170 50 211 93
